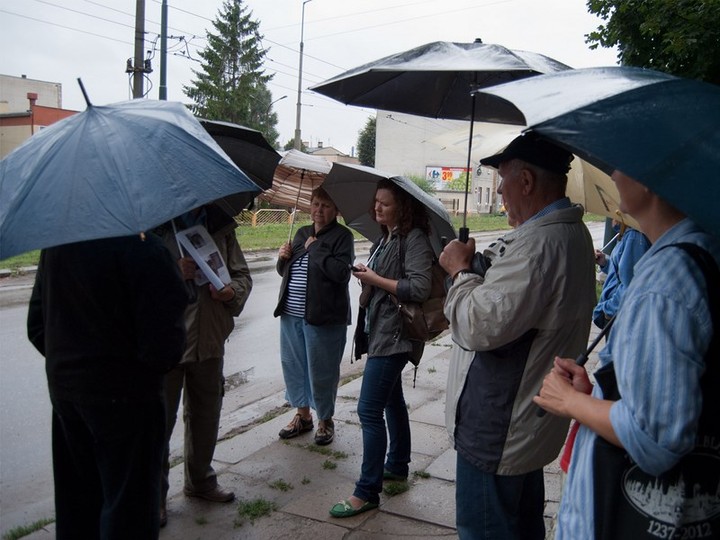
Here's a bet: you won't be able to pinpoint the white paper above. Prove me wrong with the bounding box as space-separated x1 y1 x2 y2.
176 225 231 290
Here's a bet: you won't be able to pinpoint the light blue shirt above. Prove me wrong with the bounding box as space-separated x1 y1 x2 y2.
593 228 651 327
557 218 720 539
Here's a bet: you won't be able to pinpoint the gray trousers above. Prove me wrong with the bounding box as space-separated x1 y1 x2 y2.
161 357 224 500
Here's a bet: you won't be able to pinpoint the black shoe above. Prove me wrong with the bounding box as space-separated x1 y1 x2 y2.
278 413 314 439
314 419 335 445
183 485 235 503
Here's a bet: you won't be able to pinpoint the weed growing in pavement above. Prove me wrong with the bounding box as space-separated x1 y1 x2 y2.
268 479 293 492
2 518 55 540
339 373 363 386
413 470 431 479
383 480 409 496
322 460 337 470
301 476 311 485
291 441 348 460
234 498 278 527
427 366 437 374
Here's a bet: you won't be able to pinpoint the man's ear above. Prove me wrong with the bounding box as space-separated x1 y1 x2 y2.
519 167 535 195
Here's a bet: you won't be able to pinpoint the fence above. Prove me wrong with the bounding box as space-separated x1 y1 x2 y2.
236 209 311 227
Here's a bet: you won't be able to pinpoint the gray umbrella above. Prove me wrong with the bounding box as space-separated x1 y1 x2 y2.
311 40 571 238
322 162 456 257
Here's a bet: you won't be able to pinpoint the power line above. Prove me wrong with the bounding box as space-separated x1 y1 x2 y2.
0 8 133 46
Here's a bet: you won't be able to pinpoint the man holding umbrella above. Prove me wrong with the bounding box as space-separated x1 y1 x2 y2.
439 133 596 539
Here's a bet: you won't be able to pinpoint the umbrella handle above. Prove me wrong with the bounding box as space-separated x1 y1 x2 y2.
459 227 469 243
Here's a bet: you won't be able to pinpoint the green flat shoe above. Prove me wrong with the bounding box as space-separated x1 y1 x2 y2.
383 469 408 482
329 499 378 518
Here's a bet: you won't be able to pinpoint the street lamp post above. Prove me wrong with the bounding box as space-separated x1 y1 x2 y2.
293 0 312 150
266 94 287 123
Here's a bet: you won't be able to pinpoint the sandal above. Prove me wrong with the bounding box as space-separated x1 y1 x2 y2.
329 499 378 518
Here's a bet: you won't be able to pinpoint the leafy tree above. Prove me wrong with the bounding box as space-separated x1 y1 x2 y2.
443 172 470 192
184 0 280 146
405 174 435 194
357 116 376 166
283 139 307 152
586 0 720 84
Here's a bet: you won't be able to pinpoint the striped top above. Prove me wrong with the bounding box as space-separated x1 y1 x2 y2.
282 253 308 318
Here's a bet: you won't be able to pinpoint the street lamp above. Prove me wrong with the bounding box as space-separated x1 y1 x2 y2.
266 95 287 124
293 0 312 150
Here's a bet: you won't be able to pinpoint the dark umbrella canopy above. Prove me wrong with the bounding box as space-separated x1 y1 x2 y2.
478 66 720 235
199 119 281 215
323 162 456 257
0 100 260 260
310 40 571 125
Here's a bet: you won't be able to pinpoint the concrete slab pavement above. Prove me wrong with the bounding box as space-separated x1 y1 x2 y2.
20 325 600 540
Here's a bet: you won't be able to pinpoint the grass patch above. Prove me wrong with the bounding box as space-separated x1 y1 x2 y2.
301 476 311 485
235 498 278 527
413 470 431 479
383 481 410 496
322 460 337 470
339 372 363 386
291 441 348 460
0 214 605 271
268 479 293 492
427 366 437 374
2 518 55 540
195 516 208 525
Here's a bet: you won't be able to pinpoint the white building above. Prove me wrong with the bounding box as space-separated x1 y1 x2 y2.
374 110 509 215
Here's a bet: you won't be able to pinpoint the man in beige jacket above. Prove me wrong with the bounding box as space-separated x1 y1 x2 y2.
157 205 252 526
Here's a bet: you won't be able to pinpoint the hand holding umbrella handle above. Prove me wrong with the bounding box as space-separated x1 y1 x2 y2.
536 315 616 417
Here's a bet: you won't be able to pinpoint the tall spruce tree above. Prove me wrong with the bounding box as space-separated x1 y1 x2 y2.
184 0 280 147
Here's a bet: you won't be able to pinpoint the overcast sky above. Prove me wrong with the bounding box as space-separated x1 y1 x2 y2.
0 0 619 154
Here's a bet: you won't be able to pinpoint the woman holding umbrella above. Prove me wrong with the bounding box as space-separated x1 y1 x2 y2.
274 187 354 446
329 179 434 518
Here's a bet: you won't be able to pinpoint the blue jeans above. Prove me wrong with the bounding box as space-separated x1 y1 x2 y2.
353 353 411 504
456 452 545 540
280 315 347 420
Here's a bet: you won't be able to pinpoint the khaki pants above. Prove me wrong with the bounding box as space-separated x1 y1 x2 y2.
161 357 224 500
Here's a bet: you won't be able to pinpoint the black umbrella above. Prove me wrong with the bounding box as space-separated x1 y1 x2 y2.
199 119 281 215
311 40 571 240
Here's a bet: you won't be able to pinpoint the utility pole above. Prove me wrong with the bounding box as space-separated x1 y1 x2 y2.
159 0 168 100
293 0 312 150
132 0 146 98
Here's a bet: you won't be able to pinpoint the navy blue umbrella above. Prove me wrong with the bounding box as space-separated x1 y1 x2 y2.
478 66 720 236
0 98 260 260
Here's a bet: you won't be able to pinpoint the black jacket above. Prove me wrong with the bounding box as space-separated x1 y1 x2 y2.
27 234 188 403
274 219 354 326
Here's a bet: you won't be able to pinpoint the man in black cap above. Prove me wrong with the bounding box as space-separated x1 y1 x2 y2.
439 132 596 539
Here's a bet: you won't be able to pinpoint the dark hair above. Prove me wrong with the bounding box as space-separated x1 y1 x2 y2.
372 179 430 236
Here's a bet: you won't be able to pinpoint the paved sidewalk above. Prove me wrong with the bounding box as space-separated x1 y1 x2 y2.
19 326 599 540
